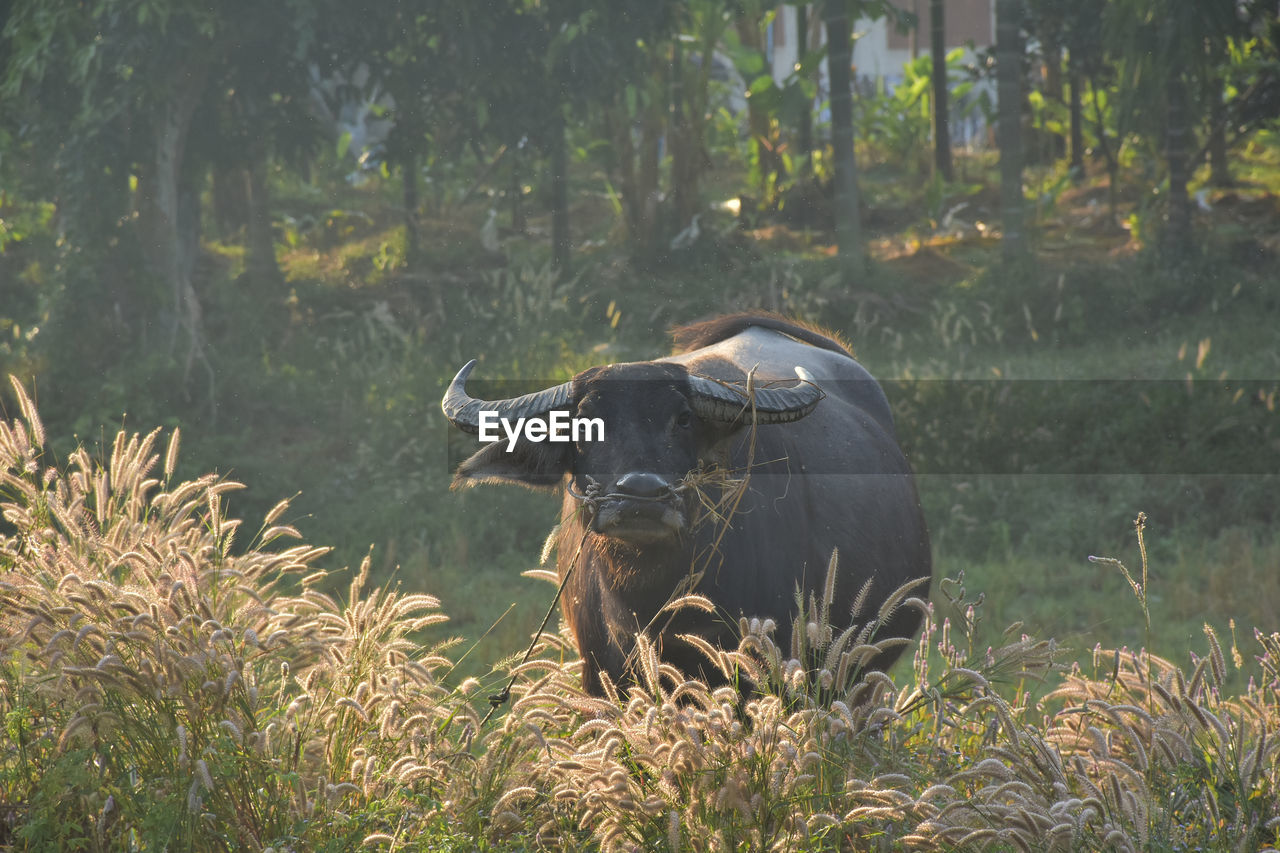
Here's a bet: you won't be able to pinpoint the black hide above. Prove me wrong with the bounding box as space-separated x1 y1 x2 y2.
447 315 932 695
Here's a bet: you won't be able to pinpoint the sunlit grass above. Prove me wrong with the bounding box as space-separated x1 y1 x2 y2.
279 225 407 288
2 384 1277 850
202 240 247 280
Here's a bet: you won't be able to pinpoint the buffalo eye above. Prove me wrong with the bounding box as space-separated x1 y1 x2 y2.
676 410 692 429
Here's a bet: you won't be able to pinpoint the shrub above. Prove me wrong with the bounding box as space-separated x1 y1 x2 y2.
0 377 468 849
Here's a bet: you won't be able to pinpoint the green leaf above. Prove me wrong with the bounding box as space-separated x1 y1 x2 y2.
796 46 827 78
746 74 782 113
746 74 777 98
737 51 765 78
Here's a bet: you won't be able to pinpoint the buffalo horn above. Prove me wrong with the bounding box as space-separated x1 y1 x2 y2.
441 359 575 433
688 366 824 425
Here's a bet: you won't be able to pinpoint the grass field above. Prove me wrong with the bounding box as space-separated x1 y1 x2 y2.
2 389 1277 849
2 146 1279 847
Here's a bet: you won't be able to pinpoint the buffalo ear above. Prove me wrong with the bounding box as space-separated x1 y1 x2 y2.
452 438 570 490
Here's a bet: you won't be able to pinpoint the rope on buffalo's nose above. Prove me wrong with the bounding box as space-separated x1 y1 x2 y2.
565 474 603 507
568 474 688 508
481 527 591 726
575 490 682 503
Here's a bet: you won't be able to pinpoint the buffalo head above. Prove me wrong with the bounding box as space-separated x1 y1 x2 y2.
442 359 823 546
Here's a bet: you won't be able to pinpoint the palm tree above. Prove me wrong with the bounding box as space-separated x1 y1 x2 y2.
930 0 953 181
824 0 865 279
996 0 1026 260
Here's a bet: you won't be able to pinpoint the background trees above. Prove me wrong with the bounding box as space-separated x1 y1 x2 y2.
1 0 334 414
1103 0 1257 255
0 0 1275 444
4 0 1274 304
1 0 1277 507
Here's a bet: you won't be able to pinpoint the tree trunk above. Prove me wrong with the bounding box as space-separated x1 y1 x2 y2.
796 4 813 176
1207 73 1230 187
137 59 214 403
996 0 1026 260
622 81 666 256
245 136 281 286
823 0 864 280
211 161 249 239
609 109 638 244
672 9 728 233
1067 52 1085 175
910 0 920 59
550 107 571 275
930 0 953 181
637 101 662 252
153 107 201 358
510 147 526 234
669 37 698 231
606 45 669 258
1041 33 1064 160
736 11 785 199
609 93 661 255
1088 75 1119 221
402 147 421 265
1163 69 1193 254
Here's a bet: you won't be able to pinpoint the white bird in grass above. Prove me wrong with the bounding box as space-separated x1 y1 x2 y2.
480 208 501 253
669 213 702 251
941 201 970 232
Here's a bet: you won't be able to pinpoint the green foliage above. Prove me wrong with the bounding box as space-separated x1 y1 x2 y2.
0 188 53 375
0 197 53 254
858 50 989 175
1103 0 1244 138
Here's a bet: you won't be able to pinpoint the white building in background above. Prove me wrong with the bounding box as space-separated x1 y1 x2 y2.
766 1 996 146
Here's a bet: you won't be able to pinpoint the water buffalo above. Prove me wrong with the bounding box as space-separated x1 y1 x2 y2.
442 313 931 695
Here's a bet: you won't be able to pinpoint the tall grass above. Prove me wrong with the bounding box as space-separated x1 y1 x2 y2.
2 377 1278 850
